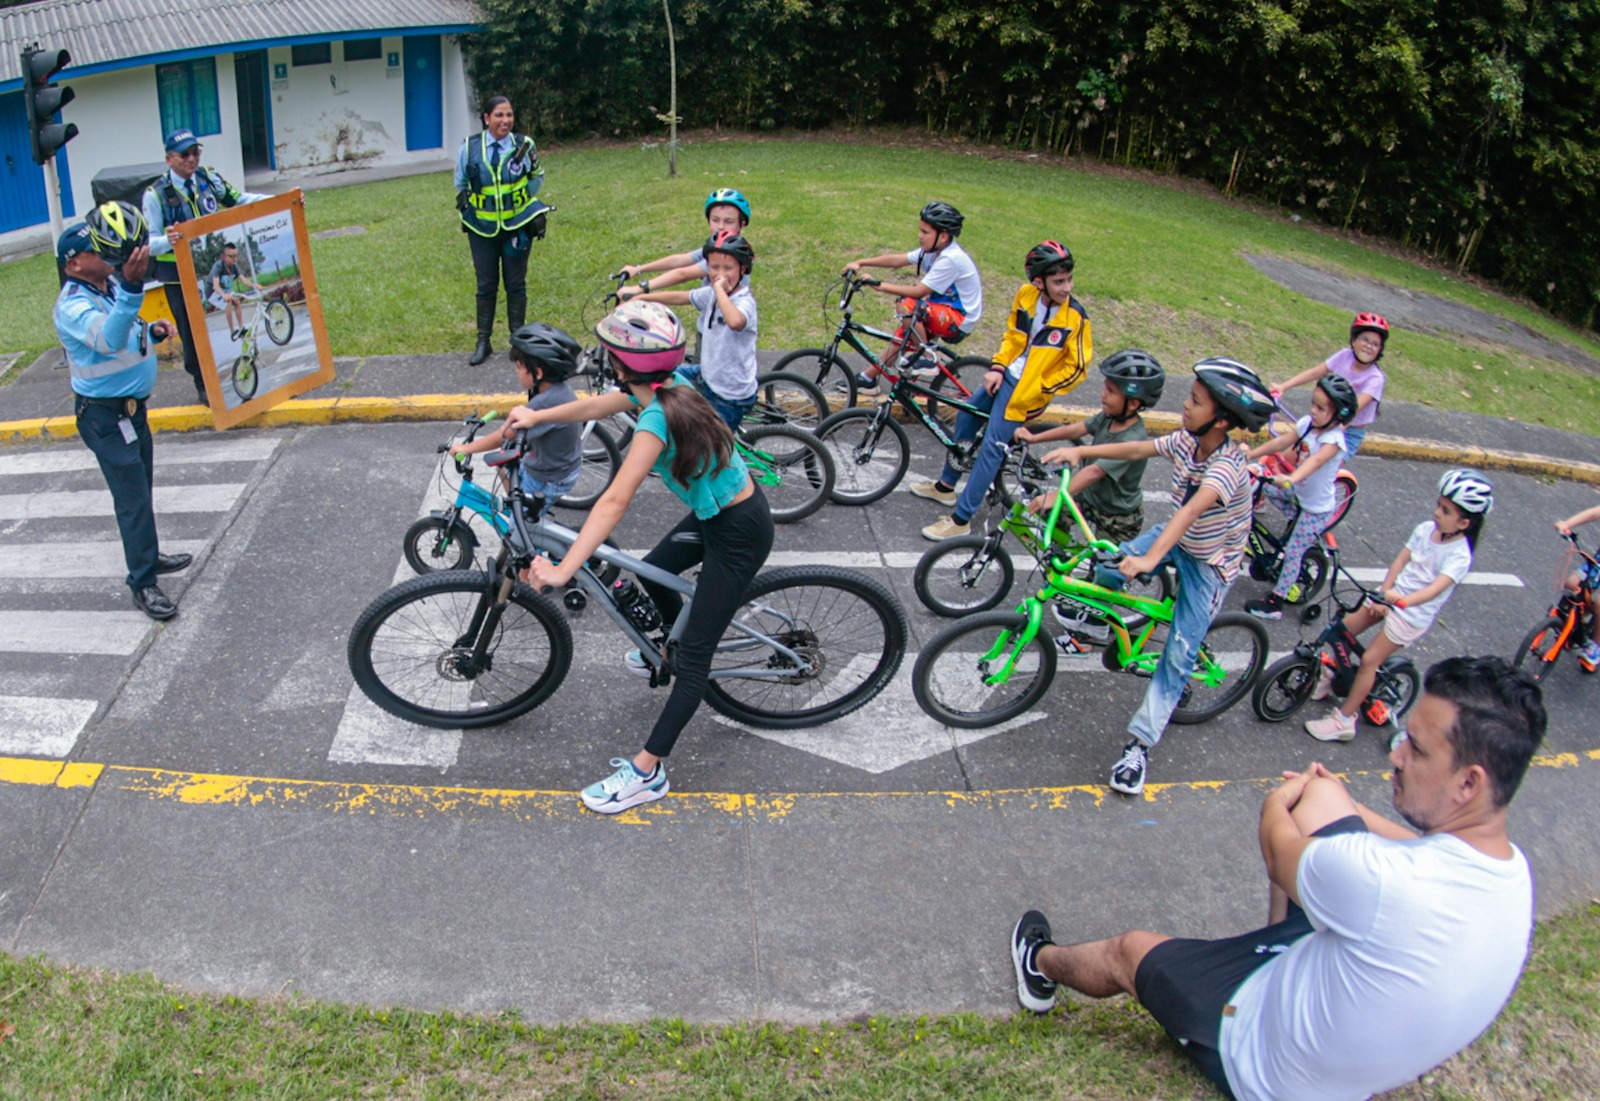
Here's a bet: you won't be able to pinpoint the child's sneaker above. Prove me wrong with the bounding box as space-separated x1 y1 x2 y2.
909 480 958 506
580 758 668 814
1052 602 1110 642
1305 708 1357 742
921 515 971 541
1011 910 1058 1013
1054 632 1092 655
837 372 879 397
1310 661 1335 700
624 650 653 678
1579 638 1600 673
1246 592 1286 620
1109 739 1148 795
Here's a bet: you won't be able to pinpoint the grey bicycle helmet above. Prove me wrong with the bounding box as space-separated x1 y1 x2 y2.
1024 240 1074 281
1438 468 1494 514
1316 373 1360 425
703 229 755 273
919 201 964 238
85 200 149 267
509 323 582 381
1193 357 1276 432
1100 349 1165 407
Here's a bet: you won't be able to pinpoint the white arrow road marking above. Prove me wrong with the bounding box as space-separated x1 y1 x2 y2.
0 436 282 477
0 484 244 521
0 610 154 655
0 695 98 756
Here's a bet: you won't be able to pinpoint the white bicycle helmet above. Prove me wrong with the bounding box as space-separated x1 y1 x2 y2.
595 301 686 375
1438 468 1494 514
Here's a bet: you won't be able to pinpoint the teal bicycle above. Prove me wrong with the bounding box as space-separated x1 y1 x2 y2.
912 479 1268 729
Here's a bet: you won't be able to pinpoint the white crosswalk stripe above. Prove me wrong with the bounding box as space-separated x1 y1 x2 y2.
0 433 285 760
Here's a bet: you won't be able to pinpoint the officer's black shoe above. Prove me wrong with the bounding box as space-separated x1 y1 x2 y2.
468 337 492 366
133 584 178 621
155 553 193 574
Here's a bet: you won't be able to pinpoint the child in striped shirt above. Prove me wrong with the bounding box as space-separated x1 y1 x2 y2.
1041 358 1273 795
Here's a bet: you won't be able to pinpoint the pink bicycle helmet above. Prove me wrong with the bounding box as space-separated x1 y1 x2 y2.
595 301 686 376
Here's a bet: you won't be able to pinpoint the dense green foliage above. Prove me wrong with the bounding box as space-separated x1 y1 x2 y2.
465 0 1600 329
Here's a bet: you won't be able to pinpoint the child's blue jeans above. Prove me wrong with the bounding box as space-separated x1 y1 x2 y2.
679 364 756 432
1094 525 1231 749
941 373 1026 524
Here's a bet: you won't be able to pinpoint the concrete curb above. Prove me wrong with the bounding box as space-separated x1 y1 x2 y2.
3 392 1597 486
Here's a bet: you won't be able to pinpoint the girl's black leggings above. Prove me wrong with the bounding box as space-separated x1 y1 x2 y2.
638 487 775 758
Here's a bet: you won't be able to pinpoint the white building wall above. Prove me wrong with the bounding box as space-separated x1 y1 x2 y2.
264 35 455 174
442 37 473 156
55 58 247 220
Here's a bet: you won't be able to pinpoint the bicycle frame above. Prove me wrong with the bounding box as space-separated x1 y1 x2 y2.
821 277 974 394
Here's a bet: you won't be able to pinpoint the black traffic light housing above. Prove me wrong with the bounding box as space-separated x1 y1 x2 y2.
21 44 78 165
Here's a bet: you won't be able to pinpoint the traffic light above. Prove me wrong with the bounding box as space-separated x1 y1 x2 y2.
21 45 78 165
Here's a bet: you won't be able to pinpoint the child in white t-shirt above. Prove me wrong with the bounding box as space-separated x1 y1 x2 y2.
1243 376 1357 619
1305 468 1494 742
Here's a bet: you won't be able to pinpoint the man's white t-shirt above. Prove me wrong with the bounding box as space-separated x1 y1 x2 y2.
1290 415 1348 514
1390 520 1474 633
1221 831 1532 1101
906 241 983 329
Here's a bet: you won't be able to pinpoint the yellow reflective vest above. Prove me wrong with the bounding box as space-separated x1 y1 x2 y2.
460 131 544 236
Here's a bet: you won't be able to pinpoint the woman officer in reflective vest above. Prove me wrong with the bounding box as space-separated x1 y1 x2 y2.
455 95 550 366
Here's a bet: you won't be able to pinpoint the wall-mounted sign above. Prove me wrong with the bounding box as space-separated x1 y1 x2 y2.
274 62 287 79
387 52 400 67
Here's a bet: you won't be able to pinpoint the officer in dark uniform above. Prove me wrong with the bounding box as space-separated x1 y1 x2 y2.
142 128 267 402
54 203 193 620
455 95 551 365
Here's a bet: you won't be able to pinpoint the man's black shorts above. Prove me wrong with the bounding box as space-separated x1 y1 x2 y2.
1132 814 1368 1098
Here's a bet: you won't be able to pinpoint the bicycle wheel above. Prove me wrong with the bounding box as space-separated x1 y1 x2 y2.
772 348 859 406
924 355 990 426
1371 659 1421 723
749 370 829 432
1511 615 1567 684
1285 544 1329 606
740 424 836 524
559 422 622 510
703 565 907 728
231 353 259 400
1252 653 1320 722
815 407 911 505
913 610 1057 729
263 300 294 346
1169 612 1269 724
348 570 573 728
403 515 479 574
914 535 1016 617
1325 472 1358 533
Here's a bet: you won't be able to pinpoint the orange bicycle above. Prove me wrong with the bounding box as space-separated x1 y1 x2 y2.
1512 530 1600 682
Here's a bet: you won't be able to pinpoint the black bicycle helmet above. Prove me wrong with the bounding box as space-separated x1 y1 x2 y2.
1315 373 1360 425
1024 240 1074 281
919 200 964 238
85 200 149 267
1099 349 1165 407
703 229 755 273
1193 357 1276 431
509 323 582 381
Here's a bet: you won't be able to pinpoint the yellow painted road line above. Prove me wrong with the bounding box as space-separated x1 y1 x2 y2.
3 750 1594 825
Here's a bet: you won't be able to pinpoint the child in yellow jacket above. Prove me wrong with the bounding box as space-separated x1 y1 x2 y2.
915 241 1092 540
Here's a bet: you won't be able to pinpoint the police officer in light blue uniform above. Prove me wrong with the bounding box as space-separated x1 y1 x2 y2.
54 203 193 620
143 128 267 402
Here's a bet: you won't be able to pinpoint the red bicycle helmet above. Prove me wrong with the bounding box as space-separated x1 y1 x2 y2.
1350 313 1389 348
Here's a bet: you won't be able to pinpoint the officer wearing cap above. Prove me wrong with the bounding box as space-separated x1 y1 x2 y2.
54 216 192 620
142 128 267 402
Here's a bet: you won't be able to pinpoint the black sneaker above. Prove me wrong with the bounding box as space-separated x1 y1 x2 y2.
1011 910 1058 1013
1246 592 1286 620
1109 739 1148 795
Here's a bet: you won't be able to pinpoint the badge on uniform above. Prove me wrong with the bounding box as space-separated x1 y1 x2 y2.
1046 329 1065 346
202 194 218 214
118 417 137 444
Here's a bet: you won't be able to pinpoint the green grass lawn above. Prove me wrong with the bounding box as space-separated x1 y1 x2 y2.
4 134 1599 434
0 902 1595 1098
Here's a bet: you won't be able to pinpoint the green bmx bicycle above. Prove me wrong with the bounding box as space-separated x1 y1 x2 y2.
912 481 1268 729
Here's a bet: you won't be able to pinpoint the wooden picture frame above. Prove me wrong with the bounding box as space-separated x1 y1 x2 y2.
168 190 334 431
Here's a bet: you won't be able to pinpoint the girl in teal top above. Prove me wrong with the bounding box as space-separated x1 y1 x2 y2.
508 302 774 815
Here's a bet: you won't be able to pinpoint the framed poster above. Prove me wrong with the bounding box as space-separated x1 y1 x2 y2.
168 190 334 430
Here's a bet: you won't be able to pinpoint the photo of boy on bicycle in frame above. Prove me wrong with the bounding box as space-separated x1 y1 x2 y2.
167 190 335 429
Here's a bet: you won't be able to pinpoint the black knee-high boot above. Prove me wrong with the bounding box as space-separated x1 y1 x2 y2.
468 296 495 366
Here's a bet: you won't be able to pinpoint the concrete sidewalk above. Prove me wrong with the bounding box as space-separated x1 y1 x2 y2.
4 346 1597 484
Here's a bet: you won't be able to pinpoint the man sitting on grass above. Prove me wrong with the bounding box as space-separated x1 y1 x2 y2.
1010 655 1543 1101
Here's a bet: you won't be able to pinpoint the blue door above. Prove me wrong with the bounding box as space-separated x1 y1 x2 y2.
403 35 443 151
0 91 75 234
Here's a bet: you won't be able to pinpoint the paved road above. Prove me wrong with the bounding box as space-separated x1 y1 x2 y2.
2 420 1597 1020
